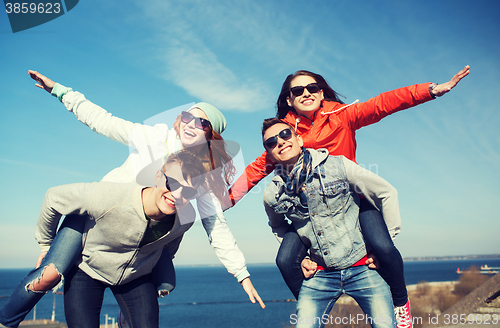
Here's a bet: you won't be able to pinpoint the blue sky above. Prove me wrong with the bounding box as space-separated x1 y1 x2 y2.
0 0 499 269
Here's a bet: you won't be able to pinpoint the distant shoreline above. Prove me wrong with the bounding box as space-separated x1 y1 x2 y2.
2 254 499 270
173 255 500 267
402 254 500 262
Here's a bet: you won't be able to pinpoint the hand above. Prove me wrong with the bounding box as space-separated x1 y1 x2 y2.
365 253 379 269
240 277 265 309
35 251 47 268
301 258 317 279
158 290 170 297
29 70 56 93
431 65 470 97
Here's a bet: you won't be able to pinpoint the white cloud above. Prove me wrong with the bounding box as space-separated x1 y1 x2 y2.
130 0 340 112
127 0 282 112
161 43 275 112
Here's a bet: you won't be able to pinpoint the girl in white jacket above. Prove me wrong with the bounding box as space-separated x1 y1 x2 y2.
0 71 264 328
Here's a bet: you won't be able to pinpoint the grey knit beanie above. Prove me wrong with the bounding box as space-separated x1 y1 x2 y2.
188 102 227 134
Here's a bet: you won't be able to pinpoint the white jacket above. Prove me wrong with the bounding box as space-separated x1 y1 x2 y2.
55 84 249 281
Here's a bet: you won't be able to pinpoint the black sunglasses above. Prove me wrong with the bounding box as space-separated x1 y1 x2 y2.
162 171 197 199
263 128 293 150
181 111 211 131
290 83 321 97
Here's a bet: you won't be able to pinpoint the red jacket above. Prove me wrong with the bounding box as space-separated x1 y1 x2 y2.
228 83 434 205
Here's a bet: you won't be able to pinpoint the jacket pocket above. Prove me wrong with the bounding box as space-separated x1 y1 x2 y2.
317 180 350 217
85 251 127 284
319 180 349 196
271 198 295 214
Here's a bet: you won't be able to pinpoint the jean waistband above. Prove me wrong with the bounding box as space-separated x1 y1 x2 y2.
316 255 368 271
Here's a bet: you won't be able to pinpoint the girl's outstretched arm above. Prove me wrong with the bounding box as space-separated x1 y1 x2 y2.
29 70 55 93
430 65 470 97
28 70 138 146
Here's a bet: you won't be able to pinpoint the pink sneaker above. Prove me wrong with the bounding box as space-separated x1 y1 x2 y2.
394 299 412 328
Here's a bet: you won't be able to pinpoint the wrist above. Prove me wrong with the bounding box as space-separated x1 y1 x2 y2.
236 269 250 283
39 243 51 253
428 83 437 99
51 83 73 102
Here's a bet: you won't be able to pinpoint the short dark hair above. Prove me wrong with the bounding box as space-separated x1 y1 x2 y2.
162 150 206 188
262 118 295 138
276 70 344 119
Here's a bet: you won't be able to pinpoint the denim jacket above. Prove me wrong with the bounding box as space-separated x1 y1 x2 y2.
264 149 369 269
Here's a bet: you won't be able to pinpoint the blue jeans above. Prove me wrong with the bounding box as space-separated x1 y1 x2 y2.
276 224 308 300
276 199 408 306
0 214 175 328
0 214 85 328
152 247 176 296
294 266 395 328
358 198 407 306
64 267 158 328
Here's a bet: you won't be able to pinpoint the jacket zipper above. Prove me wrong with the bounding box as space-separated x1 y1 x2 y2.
116 219 150 284
116 248 139 285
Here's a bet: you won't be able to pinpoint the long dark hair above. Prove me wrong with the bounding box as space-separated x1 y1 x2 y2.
276 70 344 119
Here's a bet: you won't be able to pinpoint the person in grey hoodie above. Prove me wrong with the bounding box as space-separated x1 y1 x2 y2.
261 118 401 328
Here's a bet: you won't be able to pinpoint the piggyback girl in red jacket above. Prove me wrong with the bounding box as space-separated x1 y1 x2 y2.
229 66 470 328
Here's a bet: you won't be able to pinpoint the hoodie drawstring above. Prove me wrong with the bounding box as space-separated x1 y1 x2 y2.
294 117 301 132
295 99 358 130
320 99 359 115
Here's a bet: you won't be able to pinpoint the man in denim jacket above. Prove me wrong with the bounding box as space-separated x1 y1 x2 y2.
262 118 400 328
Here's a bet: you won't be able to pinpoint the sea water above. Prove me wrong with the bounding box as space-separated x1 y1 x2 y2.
1 259 499 327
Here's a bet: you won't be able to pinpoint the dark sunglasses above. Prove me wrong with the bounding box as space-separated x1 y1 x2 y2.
290 83 321 97
162 171 197 199
181 111 211 131
263 128 293 150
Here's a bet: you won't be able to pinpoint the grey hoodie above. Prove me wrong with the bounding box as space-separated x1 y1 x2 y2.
36 181 195 285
